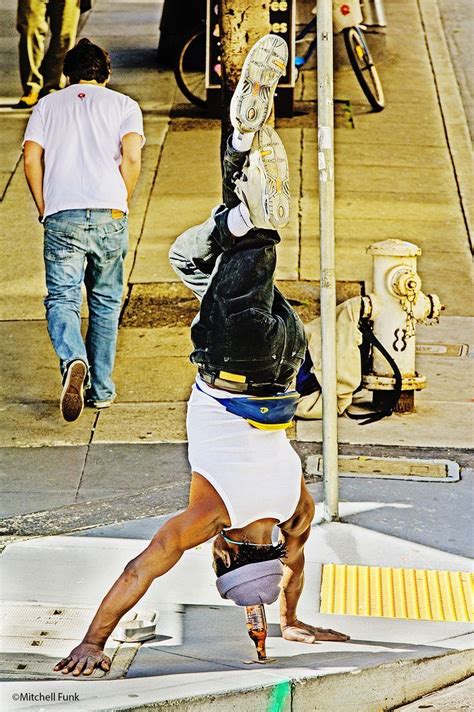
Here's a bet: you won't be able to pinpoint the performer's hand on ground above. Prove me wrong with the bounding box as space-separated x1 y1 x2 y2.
54 643 111 676
281 620 350 644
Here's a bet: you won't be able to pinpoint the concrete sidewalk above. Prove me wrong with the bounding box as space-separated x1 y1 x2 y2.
0 0 472 452
1 513 472 711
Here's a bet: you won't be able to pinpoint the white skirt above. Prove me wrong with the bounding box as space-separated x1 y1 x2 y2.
186 377 302 529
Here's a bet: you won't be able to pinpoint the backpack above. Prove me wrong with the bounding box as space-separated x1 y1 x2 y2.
296 296 402 424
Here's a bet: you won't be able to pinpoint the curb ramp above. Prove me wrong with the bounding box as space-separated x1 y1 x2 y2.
1 645 472 712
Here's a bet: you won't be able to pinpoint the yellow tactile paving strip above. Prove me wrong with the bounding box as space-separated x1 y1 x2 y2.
320 564 474 622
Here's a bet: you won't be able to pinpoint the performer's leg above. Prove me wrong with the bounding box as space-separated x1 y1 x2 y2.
191 34 306 384
201 124 287 323
222 131 253 210
192 127 304 385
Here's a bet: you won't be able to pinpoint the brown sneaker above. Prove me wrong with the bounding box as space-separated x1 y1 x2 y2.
15 91 40 109
60 360 87 422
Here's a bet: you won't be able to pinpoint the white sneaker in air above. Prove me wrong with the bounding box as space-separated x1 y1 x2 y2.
230 34 288 133
234 125 290 230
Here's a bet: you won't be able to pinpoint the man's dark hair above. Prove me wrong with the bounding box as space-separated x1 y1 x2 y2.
63 38 111 84
214 541 287 578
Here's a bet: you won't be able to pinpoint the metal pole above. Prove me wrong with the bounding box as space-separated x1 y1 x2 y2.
317 0 339 521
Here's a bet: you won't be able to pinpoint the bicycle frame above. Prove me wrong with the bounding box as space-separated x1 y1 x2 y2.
294 15 384 111
295 18 370 69
295 17 317 67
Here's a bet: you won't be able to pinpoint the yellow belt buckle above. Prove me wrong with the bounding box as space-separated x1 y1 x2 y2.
218 371 246 384
112 209 125 219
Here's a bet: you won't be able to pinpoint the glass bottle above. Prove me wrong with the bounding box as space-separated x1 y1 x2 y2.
244 604 268 661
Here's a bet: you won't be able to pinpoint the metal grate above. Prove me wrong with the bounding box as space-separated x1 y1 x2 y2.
320 564 474 622
0 604 138 680
416 342 468 357
307 455 460 481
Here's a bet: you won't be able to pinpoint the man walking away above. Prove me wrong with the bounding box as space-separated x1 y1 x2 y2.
23 38 145 421
16 0 82 108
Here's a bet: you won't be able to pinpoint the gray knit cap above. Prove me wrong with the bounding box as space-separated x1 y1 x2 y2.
216 559 283 606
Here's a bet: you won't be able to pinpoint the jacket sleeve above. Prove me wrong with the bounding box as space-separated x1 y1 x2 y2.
168 213 223 301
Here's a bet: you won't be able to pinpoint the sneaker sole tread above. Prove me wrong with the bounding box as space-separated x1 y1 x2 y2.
230 35 288 133
258 127 290 228
60 361 87 422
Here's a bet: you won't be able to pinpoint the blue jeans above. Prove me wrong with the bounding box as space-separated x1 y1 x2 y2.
170 138 306 392
43 209 128 402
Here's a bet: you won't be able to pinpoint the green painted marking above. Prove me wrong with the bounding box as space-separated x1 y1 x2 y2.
267 681 291 712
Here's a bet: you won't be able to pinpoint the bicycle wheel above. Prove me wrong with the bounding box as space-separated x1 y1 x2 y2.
174 29 206 108
343 27 385 112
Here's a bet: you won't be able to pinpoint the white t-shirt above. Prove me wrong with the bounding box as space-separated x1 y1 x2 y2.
187 377 302 529
23 84 145 218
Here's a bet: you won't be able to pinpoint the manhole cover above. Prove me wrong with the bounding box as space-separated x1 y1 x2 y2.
0 604 139 681
121 281 363 329
307 455 460 481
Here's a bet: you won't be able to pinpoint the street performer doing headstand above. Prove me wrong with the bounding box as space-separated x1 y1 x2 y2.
55 34 349 677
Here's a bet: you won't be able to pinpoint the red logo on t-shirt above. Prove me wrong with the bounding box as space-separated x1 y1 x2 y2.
77 92 86 100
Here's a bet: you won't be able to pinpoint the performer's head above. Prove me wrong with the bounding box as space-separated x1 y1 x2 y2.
63 38 112 86
212 532 286 606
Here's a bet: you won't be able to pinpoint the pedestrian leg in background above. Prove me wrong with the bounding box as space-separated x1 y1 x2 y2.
43 215 89 421
84 214 129 409
16 0 48 106
16 0 80 107
40 0 80 95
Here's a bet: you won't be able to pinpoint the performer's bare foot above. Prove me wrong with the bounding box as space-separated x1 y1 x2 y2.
281 620 350 644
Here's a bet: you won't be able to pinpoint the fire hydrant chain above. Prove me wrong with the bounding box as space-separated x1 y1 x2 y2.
400 294 417 338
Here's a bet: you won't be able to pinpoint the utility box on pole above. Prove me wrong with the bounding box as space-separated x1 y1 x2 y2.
207 0 296 117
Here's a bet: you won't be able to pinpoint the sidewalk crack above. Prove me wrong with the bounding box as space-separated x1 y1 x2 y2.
0 153 22 203
74 411 100 502
120 119 171 323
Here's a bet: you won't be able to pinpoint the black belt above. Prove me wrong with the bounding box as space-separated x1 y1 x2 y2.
198 370 285 396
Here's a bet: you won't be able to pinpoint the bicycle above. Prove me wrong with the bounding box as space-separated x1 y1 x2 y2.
295 10 385 112
174 3 384 112
174 21 207 109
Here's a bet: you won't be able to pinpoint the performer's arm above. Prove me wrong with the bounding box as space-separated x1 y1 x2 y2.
278 484 314 634
55 474 228 676
279 481 350 644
